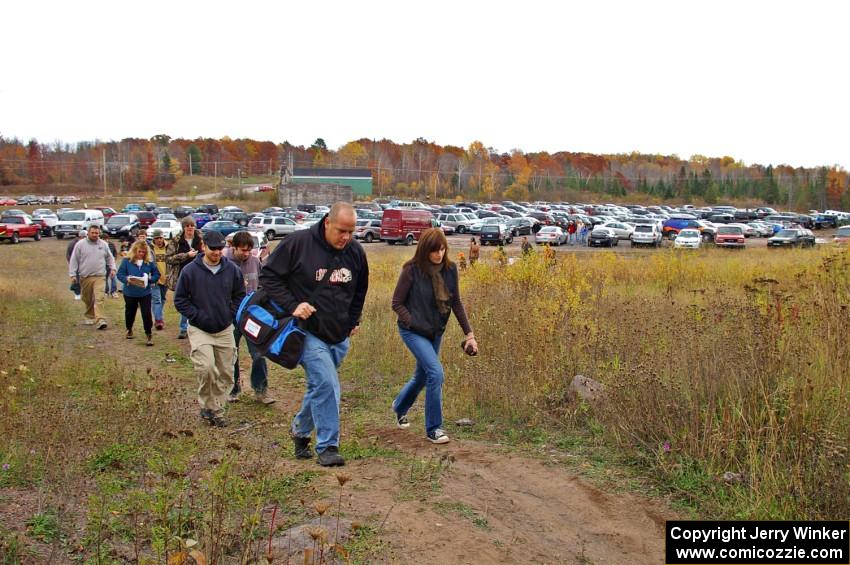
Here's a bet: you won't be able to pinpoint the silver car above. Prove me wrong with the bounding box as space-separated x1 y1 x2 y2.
436 213 476 234
354 219 382 243
248 215 307 240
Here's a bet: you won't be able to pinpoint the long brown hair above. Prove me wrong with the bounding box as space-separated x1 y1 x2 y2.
404 228 453 271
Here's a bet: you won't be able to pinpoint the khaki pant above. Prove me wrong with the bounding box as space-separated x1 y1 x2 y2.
80 275 106 324
188 325 236 416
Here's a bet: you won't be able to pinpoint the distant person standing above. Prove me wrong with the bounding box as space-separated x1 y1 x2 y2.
166 216 204 339
150 229 169 330
532 221 542 235
391 228 477 444
521 236 533 255
68 225 115 330
223 231 273 404
174 231 245 427
567 221 577 245
468 237 480 265
66 230 86 262
116 240 160 346
135 228 155 258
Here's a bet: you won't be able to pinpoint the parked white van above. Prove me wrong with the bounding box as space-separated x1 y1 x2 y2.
55 209 105 239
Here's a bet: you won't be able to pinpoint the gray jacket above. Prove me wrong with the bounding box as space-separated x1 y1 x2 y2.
69 238 116 278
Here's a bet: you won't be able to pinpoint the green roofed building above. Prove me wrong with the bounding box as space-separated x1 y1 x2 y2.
291 168 372 196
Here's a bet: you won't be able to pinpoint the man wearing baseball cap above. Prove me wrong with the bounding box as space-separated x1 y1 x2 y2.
174 230 246 427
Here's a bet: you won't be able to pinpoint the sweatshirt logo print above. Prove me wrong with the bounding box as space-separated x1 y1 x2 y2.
315 268 353 284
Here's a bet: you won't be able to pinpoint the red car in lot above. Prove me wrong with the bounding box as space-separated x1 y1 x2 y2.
0 197 18 206
94 206 117 220
136 211 157 229
0 215 43 243
714 225 746 248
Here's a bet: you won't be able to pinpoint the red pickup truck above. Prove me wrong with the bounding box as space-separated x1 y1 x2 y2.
0 215 43 243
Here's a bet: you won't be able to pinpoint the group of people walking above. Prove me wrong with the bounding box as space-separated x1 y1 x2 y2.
66 202 478 467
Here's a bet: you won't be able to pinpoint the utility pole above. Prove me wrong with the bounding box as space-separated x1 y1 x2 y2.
214 161 217 191
102 148 107 197
118 143 123 195
189 153 193 176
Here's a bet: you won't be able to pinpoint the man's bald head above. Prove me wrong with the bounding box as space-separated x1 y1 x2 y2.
324 202 357 250
328 202 356 223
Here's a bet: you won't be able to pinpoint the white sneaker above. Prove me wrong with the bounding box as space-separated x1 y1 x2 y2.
74 294 82 301
427 429 450 444
83 319 95 325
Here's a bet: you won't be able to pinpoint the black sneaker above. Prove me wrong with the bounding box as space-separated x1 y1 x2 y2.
208 413 228 428
427 429 450 444
292 435 314 460
200 409 227 427
177 330 188 339
316 446 345 467
396 413 410 429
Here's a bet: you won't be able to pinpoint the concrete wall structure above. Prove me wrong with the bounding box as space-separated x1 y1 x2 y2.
277 183 354 208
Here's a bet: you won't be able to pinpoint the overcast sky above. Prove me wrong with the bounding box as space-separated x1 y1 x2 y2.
3 0 848 168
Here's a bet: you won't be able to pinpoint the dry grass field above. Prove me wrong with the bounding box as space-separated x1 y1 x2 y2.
0 235 847 563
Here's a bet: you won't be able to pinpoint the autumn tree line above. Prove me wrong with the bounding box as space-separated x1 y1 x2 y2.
1 134 848 210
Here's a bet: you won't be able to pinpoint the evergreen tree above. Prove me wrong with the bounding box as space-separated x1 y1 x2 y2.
763 166 780 204
704 182 719 204
186 144 202 175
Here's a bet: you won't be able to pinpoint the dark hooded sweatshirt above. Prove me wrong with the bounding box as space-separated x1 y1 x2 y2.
259 216 369 345
174 254 245 334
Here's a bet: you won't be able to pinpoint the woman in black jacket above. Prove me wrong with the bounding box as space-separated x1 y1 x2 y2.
391 228 478 444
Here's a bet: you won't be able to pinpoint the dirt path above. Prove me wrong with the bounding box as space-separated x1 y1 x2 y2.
233 376 672 564
353 430 668 564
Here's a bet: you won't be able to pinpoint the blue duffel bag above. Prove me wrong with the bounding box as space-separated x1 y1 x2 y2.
235 290 306 369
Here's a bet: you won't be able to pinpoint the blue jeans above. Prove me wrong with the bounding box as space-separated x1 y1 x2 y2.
393 328 444 435
231 326 269 394
151 285 167 321
179 314 188 332
291 332 350 453
105 274 117 294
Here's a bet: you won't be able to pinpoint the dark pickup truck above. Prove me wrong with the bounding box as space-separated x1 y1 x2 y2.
0 215 43 243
